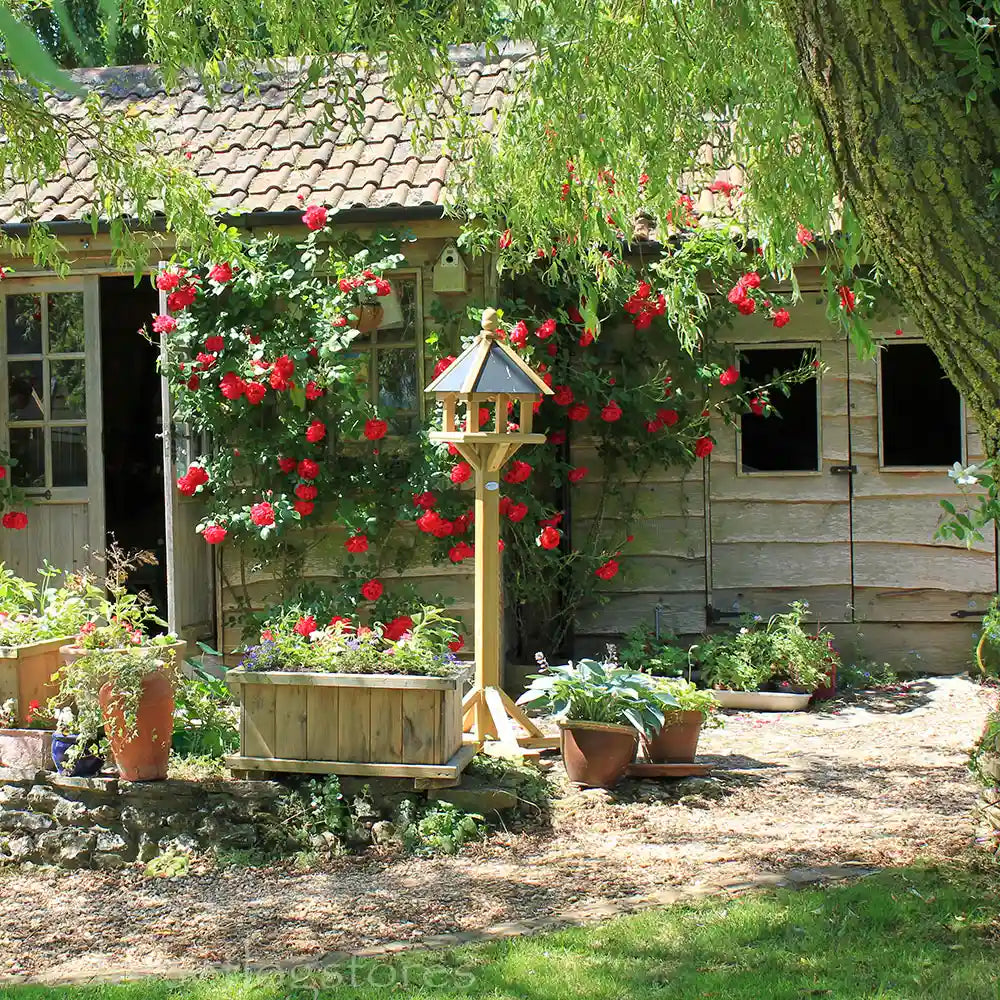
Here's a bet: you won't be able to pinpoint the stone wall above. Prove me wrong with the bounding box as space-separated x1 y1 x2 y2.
0 767 284 869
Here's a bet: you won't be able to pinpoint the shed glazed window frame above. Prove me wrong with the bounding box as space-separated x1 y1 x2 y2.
875 335 967 473
734 340 824 478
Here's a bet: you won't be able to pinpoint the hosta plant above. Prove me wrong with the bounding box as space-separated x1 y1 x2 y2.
517 654 678 738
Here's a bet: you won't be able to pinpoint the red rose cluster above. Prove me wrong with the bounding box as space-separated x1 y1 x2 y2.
177 463 209 496
624 281 666 330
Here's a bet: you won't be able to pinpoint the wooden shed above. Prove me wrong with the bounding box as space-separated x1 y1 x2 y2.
0 60 990 675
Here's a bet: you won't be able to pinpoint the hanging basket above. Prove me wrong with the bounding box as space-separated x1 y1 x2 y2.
351 303 384 334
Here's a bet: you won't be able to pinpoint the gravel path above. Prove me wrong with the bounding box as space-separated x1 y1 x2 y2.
0 675 990 982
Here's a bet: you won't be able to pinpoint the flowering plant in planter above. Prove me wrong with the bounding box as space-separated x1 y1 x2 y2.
0 563 103 646
239 605 466 678
0 697 54 730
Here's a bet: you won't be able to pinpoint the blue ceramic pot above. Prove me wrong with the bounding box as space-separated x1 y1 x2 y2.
51 733 103 777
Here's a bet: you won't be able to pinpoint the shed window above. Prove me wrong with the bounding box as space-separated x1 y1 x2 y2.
880 343 961 467
739 347 819 473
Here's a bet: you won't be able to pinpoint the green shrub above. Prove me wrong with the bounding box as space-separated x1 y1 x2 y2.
619 624 689 677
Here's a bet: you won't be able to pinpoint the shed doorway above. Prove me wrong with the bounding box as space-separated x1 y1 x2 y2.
99 276 167 612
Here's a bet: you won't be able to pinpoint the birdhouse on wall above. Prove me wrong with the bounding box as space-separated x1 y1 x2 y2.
432 242 467 294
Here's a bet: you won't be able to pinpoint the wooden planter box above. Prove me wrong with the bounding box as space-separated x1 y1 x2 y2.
225 669 473 783
0 637 74 726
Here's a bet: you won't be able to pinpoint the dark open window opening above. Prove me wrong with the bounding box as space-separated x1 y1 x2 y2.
880 342 962 468
739 347 819 473
99 277 167 613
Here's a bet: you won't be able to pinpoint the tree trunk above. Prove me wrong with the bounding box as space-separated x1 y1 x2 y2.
778 0 1000 454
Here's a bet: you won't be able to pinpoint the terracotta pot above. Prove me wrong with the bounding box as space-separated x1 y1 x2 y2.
559 720 638 789
0 637 73 725
642 710 704 763
98 668 174 781
352 303 383 333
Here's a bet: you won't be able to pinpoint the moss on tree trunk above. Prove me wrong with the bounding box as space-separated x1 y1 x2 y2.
778 0 1000 453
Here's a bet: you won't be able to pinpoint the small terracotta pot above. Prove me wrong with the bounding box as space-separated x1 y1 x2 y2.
643 710 704 763
99 668 174 781
560 720 638 789
352 303 383 333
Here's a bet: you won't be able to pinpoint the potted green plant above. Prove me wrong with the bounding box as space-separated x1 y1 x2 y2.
226 606 471 779
50 706 104 777
60 545 184 668
695 602 836 711
0 563 103 726
56 647 177 781
619 624 690 678
641 678 720 763
517 654 678 788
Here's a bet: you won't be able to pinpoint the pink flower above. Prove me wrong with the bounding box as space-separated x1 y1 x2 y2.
152 314 176 335
796 223 815 246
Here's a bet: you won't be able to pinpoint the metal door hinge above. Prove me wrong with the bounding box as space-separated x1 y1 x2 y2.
951 609 984 619
830 464 857 475
707 605 743 625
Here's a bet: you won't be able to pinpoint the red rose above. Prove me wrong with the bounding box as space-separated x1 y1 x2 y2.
726 284 747 305
772 309 791 328
448 635 465 653
646 418 663 433
503 460 532 484
536 526 562 550
694 436 714 458
535 319 557 339
186 375 200 391
594 558 619 581
719 365 739 387
360 579 383 602
498 229 512 249
600 401 622 422
298 459 320 480
294 616 317 637
364 418 388 441
412 492 436 509
567 305 583 324
208 263 233 284
306 419 327 443
567 467 587 483
449 542 474 563
579 329 595 347
303 204 328 231
273 354 294 378
633 311 654 331
736 297 756 315
796 223 814 246
166 285 197 312
739 272 761 290
278 457 297 474
156 270 181 292
201 524 227 544
244 381 267 405
548 430 567 445
838 285 856 312
433 356 456 380
657 408 679 427
506 502 529 523
304 381 324 401
329 615 353 630
293 500 315 517
220 372 245 400
295 484 318 501
345 533 369 553
187 465 209 487
1 511 27 530
553 385 574 407
152 314 176 335
635 281 652 300
250 502 275 527
750 397 765 416
0 468 6 480
383 616 414 642
195 352 216 370
567 402 590 422
176 474 195 496
510 321 529 349
450 461 472 484
477 406 491 427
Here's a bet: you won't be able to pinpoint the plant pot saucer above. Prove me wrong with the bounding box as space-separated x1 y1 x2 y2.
626 762 714 779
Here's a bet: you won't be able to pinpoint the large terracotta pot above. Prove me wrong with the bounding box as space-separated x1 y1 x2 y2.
560 720 638 789
642 710 704 764
98 669 174 781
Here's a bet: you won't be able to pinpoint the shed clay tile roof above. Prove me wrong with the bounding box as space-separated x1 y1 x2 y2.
0 46 530 225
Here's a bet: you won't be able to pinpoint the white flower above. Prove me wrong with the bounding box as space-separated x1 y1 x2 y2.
949 461 981 486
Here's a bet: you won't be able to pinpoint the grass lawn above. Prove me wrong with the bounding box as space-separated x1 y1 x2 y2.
2 863 998 1000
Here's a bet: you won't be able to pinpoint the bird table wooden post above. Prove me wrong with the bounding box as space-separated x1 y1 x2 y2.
425 307 558 752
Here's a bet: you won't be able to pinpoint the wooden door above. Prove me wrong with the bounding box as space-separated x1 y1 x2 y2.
849 328 996 668
0 279 104 578
158 279 215 643
708 296 854 626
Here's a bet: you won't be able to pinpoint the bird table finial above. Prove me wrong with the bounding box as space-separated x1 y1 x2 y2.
481 307 499 339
